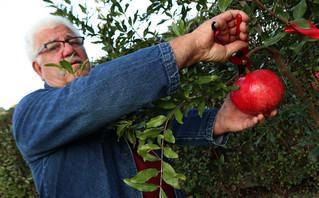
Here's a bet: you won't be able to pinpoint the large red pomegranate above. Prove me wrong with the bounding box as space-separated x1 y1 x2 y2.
230 69 285 115
311 72 319 91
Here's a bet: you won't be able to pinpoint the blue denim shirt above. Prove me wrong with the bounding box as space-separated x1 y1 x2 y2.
13 42 228 198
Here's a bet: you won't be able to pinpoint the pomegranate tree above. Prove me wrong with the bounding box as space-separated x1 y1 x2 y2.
230 69 285 116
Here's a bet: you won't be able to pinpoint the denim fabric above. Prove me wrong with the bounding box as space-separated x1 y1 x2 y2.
13 42 228 198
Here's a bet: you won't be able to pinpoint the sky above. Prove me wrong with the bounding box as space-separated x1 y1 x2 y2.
0 0 106 109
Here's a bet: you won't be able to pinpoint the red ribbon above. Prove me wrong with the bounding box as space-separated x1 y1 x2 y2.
285 20 319 39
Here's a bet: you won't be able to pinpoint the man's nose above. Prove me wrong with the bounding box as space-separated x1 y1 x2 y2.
62 42 76 57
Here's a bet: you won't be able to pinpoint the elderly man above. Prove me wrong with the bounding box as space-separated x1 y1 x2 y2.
13 10 276 198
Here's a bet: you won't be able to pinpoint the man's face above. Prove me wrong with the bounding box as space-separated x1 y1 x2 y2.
33 25 91 87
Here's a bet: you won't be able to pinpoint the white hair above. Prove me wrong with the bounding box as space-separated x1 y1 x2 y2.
25 15 82 62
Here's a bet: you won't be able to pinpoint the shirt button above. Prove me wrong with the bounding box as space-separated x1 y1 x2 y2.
123 152 129 157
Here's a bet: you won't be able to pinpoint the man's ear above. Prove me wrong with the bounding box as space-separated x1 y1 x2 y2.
32 61 45 81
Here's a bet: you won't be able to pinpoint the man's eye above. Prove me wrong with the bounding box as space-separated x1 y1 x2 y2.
46 43 60 52
69 40 81 46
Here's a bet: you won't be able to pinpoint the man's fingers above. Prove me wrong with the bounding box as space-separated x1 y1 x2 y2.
255 109 278 127
268 109 278 118
257 114 266 126
225 40 249 58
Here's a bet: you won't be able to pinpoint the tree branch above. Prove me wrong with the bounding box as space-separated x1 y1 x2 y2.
254 0 289 24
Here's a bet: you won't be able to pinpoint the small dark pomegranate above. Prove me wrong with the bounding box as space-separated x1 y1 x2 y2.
230 69 285 116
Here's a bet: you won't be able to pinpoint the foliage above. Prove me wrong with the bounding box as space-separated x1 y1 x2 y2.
0 108 38 197
1 0 319 197
45 52 89 77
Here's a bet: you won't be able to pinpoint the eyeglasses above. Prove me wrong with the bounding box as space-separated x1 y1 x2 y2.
37 37 85 57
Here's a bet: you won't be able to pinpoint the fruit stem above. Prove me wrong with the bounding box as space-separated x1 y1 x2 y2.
245 67 251 74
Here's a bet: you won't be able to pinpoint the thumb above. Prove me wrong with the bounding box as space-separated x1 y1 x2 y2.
225 40 249 58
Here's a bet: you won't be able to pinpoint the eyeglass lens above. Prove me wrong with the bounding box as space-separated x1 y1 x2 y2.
42 37 84 54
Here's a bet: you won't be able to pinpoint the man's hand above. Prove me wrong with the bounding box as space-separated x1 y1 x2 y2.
213 95 277 136
170 10 250 70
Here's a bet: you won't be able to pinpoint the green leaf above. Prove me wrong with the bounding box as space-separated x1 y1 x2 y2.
263 32 286 47
290 18 311 29
126 130 136 148
115 21 124 32
146 115 167 128
128 16 133 26
164 129 175 144
116 123 128 141
124 180 159 192
298 141 319 146
79 4 87 14
184 84 191 98
59 59 74 74
123 168 160 192
143 27 149 37
137 128 163 140
157 134 164 146
174 109 183 124
228 85 239 91
310 146 319 160
125 168 159 183
179 20 185 35
196 75 219 84
124 3 129 12
220 154 225 164
255 132 266 146
69 52 75 64
139 143 161 151
158 19 168 25
162 172 180 189
197 101 205 118
80 59 89 74
171 22 180 36
293 0 307 19
162 161 186 188
137 150 161 162
162 161 176 174
218 82 228 91
160 188 168 198
111 1 123 13
152 100 177 109
43 0 54 4
218 0 233 12
277 8 290 22
164 147 178 159
45 63 63 70
176 173 186 181
289 40 306 54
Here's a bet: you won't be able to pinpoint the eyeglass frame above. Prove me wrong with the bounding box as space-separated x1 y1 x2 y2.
36 36 85 57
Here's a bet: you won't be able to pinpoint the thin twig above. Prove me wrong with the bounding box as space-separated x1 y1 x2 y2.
254 0 289 24
225 73 238 86
159 101 187 197
122 10 145 41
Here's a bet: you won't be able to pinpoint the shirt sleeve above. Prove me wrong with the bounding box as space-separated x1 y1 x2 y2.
171 109 228 146
13 42 180 162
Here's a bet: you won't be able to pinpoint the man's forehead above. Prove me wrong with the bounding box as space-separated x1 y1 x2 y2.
37 26 77 43
46 33 77 42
